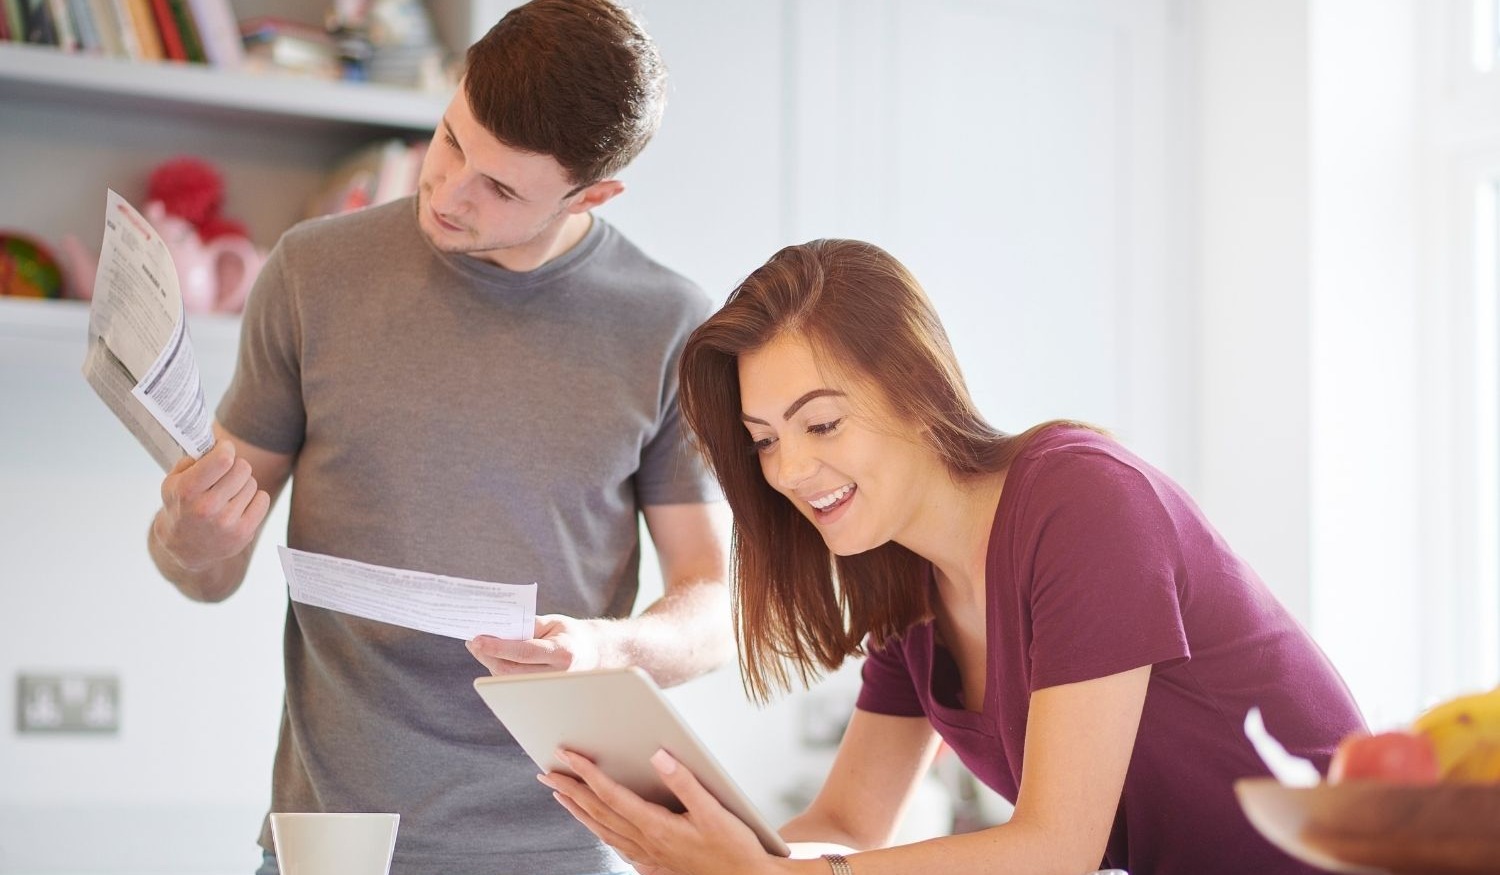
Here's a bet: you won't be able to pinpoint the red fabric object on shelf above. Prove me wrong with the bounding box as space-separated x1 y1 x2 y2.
196 214 250 243
147 156 225 229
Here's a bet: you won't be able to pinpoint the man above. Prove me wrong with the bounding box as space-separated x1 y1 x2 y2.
146 2 733 873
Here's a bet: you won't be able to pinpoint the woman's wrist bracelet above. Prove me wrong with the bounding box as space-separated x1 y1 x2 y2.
822 853 853 875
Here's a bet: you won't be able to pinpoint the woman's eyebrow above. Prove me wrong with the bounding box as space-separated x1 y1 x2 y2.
741 389 846 425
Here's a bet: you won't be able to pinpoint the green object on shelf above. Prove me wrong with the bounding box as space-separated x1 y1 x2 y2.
0 232 64 299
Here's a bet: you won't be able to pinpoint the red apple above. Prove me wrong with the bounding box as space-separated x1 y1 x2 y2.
1327 730 1441 784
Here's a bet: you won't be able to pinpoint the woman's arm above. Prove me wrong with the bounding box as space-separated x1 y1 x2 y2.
821 664 1151 875
779 709 944 850
1006 664 1151 868
539 709 940 875
545 664 1151 875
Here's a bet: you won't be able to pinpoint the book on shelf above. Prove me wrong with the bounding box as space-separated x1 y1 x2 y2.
13 0 235 66
121 0 161 59
2 0 370 77
240 15 340 78
46 0 77 51
165 0 203 62
304 138 428 220
106 0 142 58
146 0 185 60
184 0 239 67
2 0 26 43
85 0 126 57
22 0 58 45
0 0 186 62
66 0 102 53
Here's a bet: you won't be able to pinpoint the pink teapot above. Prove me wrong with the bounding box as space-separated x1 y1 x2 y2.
142 200 263 314
61 200 264 314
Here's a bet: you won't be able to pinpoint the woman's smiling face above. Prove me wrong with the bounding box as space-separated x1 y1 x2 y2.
737 331 940 556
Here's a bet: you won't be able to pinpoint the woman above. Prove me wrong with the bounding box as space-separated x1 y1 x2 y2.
538 239 1364 874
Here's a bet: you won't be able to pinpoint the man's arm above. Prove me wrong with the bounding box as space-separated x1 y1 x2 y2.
467 500 735 687
148 420 294 603
594 500 736 686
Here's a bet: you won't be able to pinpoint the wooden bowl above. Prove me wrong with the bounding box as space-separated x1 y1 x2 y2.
1235 778 1500 874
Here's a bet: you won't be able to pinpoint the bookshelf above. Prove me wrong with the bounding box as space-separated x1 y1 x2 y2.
0 2 488 261
0 41 448 131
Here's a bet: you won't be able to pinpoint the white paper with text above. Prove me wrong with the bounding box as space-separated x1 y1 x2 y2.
81 189 214 471
278 546 538 640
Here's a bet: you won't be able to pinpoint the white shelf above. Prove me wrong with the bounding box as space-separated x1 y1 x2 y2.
0 42 449 133
0 296 94 341
0 296 241 343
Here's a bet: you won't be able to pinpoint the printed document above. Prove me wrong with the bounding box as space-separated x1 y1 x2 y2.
278 546 538 640
81 189 214 471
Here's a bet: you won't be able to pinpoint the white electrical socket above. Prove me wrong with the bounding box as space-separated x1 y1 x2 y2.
15 673 120 734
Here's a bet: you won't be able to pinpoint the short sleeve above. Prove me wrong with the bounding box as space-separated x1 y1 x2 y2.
634 298 720 507
635 386 720 506
855 636 927 718
216 241 306 454
1017 449 1191 691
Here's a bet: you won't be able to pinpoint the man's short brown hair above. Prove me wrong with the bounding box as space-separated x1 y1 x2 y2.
464 0 667 187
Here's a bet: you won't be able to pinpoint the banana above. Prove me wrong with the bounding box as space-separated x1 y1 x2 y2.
1410 684 1500 782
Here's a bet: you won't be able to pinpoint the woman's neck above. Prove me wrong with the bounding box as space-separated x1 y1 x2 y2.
901 469 1006 597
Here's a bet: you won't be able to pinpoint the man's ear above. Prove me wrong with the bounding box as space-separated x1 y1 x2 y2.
567 179 625 213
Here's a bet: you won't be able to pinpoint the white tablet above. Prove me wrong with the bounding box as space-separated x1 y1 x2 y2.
473 667 790 857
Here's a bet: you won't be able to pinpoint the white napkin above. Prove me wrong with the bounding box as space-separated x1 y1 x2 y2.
1244 706 1321 787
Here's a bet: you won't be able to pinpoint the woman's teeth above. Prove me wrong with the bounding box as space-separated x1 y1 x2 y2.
810 484 854 510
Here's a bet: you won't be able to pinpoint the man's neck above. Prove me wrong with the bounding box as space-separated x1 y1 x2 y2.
487 212 594 273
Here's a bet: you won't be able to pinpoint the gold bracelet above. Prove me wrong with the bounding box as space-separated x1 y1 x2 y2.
822 853 854 875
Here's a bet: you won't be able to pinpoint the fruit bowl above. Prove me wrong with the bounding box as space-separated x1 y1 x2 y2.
1235 778 1500 874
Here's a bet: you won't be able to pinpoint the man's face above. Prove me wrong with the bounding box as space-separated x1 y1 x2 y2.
416 87 588 262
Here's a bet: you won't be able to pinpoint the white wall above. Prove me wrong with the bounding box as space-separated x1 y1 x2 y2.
1194 0 1314 622
0 300 290 874
1194 0 1497 727
1308 0 1424 728
774 0 1191 479
1414 0 1500 702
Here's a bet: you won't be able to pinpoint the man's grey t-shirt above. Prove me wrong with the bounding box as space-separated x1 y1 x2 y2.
219 197 719 874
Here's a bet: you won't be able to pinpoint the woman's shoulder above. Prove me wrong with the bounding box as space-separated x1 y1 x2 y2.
1011 423 1173 506
1017 422 1133 468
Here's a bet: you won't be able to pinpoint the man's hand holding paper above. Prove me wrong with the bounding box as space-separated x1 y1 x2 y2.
154 438 272 577
466 614 606 676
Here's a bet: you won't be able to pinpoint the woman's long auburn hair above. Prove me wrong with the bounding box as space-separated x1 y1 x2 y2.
680 239 1076 703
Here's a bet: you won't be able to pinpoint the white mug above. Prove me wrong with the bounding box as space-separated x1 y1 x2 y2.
269 812 400 875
